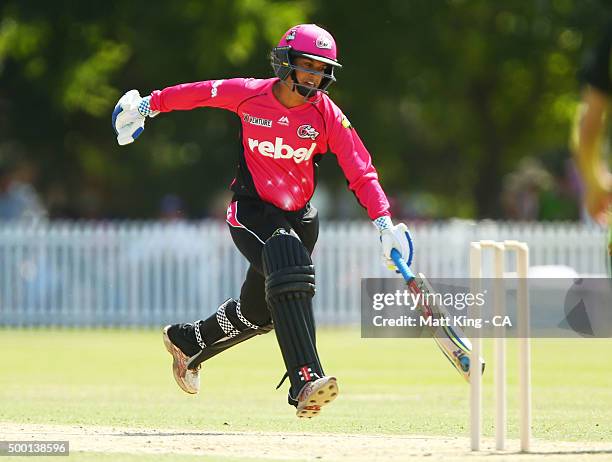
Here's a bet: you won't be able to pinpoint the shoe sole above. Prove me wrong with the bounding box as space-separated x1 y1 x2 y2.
162 325 198 395
296 377 339 419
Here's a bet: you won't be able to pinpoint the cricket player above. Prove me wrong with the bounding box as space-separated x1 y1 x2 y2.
112 24 414 418
573 23 612 274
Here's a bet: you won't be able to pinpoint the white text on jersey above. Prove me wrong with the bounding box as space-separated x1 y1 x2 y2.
248 137 315 164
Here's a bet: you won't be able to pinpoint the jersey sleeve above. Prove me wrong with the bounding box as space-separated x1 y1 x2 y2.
326 104 391 220
579 24 612 94
149 78 253 113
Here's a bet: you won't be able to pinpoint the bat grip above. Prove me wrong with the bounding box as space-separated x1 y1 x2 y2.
391 248 415 281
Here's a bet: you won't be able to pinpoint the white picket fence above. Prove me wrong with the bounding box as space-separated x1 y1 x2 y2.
0 220 608 326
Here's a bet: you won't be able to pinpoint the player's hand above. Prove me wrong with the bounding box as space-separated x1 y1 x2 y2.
112 90 158 146
374 217 414 271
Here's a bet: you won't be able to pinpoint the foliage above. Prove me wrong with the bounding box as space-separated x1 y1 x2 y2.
0 0 608 218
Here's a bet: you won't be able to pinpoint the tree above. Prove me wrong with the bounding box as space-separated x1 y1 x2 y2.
0 0 608 218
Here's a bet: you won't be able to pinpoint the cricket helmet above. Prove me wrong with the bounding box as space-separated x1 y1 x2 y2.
271 24 342 97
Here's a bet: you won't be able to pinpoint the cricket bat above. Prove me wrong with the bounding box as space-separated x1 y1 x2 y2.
391 249 485 381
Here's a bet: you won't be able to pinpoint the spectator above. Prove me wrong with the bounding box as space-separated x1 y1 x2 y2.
159 193 186 221
0 143 47 223
501 157 552 220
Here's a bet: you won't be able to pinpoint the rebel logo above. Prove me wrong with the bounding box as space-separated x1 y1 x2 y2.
297 124 319 140
248 137 316 164
243 113 272 128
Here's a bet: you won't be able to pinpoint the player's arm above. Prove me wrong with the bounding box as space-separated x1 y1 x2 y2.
112 79 248 145
572 86 612 223
327 112 414 270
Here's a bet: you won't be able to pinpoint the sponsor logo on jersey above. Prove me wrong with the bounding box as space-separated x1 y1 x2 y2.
297 124 319 140
243 113 272 128
211 80 224 98
278 116 290 126
341 115 352 129
247 137 316 164
316 35 332 49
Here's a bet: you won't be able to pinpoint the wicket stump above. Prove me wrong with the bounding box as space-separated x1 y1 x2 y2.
469 240 531 452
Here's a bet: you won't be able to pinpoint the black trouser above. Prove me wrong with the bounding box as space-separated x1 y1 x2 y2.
174 197 322 394
226 197 319 327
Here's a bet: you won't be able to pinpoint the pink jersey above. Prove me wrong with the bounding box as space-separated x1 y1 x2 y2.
149 78 390 219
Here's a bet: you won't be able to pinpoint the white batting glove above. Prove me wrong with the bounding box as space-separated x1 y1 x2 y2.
112 90 159 146
373 216 414 271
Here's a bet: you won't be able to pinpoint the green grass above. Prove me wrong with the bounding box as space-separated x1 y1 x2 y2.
0 328 610 443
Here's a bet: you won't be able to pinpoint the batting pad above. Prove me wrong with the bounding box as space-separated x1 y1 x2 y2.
262 233 323 395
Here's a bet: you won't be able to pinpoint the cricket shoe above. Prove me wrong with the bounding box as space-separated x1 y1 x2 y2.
294 376 339 419
162 324 201 394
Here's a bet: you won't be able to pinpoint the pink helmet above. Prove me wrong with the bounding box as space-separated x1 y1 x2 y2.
271 24 342 97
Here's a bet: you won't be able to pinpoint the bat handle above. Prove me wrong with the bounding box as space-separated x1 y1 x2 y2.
391 248 415 282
